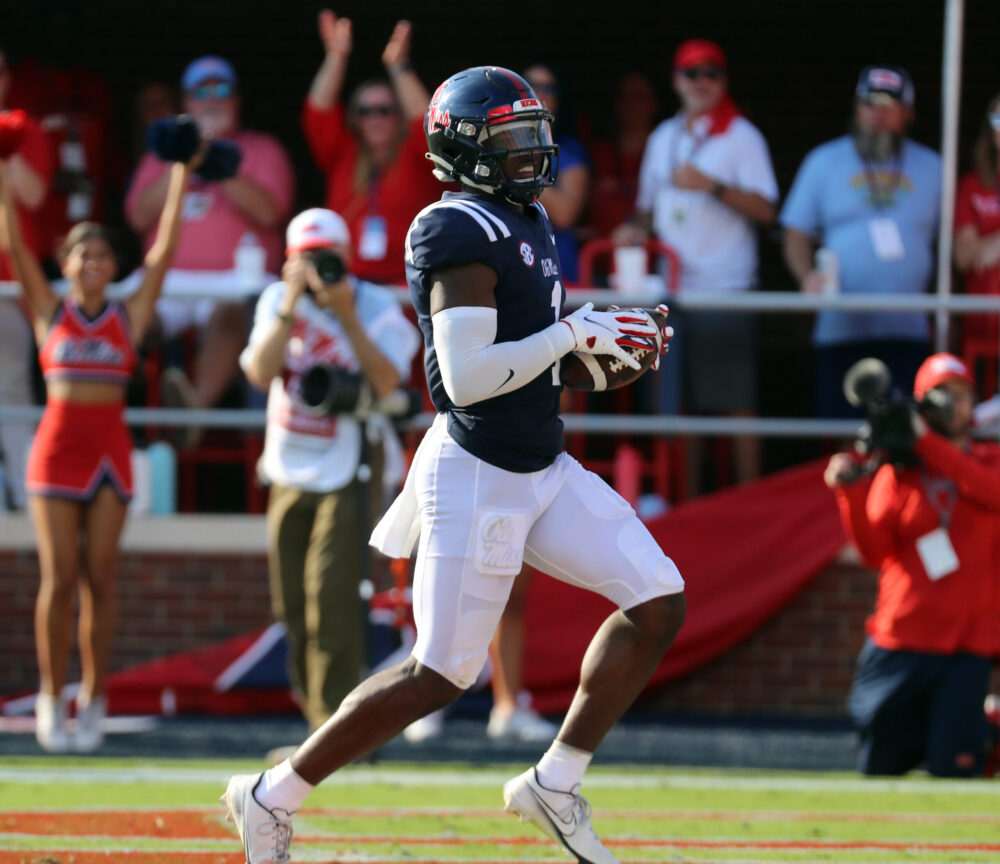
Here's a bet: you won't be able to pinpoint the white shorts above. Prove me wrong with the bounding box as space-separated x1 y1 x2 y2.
156 297 218 339
401 416 684 689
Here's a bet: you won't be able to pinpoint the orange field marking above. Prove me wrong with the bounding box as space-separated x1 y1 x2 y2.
0 810 231 839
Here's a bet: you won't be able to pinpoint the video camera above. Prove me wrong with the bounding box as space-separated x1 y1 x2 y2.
300 365 421 421
843 358 956 467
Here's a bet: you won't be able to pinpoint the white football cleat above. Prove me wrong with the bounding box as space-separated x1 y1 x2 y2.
487 707 558 742
35 692 70 754
221 773 294 864
74 694 106 753
503 767 619 864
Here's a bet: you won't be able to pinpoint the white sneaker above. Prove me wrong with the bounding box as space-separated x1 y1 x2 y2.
35 693 70 753
487 707 558 742
503 767 619 864
74 695 106 753
402 708 445 743
221 773 294 864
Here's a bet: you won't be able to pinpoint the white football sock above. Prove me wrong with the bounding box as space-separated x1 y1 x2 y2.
254 759 314 813
535 739 593 792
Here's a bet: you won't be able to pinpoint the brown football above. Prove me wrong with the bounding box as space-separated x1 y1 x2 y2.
559 307 667 392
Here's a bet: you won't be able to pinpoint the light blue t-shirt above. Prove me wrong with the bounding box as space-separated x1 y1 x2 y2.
780 135 941 346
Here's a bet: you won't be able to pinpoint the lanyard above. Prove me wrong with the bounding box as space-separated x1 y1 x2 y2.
668 115 708 179
861 147 904 209
920 468 958 530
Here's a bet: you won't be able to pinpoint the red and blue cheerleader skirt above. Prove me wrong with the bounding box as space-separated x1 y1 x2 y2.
26 399 133 502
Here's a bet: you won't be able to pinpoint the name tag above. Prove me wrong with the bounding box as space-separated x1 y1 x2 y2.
915 527 959 581
358 215 388 260
868 217 905 261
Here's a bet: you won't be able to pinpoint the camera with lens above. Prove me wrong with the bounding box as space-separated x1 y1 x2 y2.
300 365 421 420
309 248 347 287
843 358 956 467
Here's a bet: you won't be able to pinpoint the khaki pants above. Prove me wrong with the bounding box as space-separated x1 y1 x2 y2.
266 444 383 731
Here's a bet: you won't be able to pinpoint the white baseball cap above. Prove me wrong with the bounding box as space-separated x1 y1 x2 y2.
286 208 350 256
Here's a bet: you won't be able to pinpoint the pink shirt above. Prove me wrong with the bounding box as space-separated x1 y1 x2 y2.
125 129 294 273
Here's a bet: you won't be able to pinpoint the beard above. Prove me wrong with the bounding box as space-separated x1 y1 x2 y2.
852 123 903 162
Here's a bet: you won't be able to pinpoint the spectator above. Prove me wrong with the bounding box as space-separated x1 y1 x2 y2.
131 81 178 163
522 64 590 284
240 208 419 732
7 2 119 258
0 49 53 510
824 352 1000 776
781 65 942 418
302 10 440 285
953 93 1000 395
586 71 660 240
485 566 559 741
613 39 778 494
126 56 295 428
0 136 192 753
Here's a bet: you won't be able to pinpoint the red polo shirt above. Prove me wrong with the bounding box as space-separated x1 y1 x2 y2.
302 101 442 285
835 430 1000 658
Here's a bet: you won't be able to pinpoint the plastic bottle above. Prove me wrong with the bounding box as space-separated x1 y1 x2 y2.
234 232 266 291
148 441 177 515
814 247 839 295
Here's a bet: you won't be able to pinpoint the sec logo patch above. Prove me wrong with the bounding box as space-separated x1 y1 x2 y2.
519 241 535 267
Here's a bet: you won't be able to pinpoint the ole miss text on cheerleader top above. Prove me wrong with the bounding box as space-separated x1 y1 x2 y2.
38 299 137 385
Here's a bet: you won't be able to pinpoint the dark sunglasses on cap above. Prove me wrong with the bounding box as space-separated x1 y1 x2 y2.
188 81 234 100
356 104 398 118
679 66 723 81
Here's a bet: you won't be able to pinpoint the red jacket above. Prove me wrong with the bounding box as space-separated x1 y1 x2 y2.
835 430 1000 657
302 101 442 285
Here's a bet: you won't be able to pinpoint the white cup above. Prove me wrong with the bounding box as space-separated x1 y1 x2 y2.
614 246 647 294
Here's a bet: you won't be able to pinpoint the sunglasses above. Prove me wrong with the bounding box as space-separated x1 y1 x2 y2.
679 66 723 81
188 81 234 100
989 113 1000 131
356 104 397 118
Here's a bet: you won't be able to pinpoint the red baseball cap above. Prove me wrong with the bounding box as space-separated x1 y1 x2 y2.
674 39 727 71
913 353 974 400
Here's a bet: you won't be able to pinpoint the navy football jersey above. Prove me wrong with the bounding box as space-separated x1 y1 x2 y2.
405 190 566 472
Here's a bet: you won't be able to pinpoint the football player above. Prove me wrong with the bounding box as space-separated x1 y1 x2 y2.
222 66 685 864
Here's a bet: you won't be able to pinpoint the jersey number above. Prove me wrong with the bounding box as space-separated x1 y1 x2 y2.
550 281 562 386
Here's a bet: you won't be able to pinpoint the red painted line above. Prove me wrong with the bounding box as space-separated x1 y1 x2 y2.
0 810 231 839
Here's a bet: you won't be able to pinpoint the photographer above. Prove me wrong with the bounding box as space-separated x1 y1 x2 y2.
240 207 419 731
825 353 1000 777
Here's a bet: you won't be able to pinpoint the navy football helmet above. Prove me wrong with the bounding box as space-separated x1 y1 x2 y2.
425 66 558 206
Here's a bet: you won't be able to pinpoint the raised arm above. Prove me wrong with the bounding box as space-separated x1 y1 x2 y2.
0 159 58 329
382 20 429 120
124 160 192 341
307 10 353 111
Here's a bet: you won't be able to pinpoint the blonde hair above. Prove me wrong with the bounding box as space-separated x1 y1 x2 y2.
972 94 1000 188
346 80 404 192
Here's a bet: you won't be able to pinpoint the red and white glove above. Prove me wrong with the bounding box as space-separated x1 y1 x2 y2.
0 110 27 160
607 302 674 370
560 302 658 371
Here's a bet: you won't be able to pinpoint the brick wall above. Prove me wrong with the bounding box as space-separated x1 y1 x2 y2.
0 549 272 697
0 547 877 716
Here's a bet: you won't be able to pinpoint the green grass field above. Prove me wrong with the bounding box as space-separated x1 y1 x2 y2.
1 756 999 863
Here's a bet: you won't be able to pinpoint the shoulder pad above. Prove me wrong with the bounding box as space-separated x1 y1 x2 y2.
405 198 513 271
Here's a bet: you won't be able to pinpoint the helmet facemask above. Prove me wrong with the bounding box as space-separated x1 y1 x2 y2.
472 115 558 205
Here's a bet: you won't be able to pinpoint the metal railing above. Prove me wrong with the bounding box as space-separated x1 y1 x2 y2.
2 276 999 439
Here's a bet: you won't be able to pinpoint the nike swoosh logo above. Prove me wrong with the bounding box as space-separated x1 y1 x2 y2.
493 369 515 392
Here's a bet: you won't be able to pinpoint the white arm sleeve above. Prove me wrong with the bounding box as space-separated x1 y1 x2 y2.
432 306 576 407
